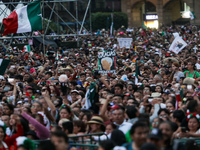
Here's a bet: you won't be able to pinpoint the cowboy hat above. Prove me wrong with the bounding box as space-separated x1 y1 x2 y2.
183 77 198 88
63 66 74 74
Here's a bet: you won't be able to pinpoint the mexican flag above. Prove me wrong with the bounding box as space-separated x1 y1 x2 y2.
23 45 31 52
190 11 195 20
3 0 42 36
0 59 10 75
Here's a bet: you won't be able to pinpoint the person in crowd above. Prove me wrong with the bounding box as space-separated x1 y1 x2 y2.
1 25 200 149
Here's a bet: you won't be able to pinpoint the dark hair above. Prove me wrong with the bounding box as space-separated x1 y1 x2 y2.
126 106 138 119
0 126 6 139
45 71 53 77
60 105 72 114
51 131 69 143
159 121 173 131
173 110 185 123
70 81 77 86
4 104 14 113
80 73 86 77
106 123 117 130
37 140 56 150
185 139 200 150
130 121 148 135
51 125 62 132
73 120 86 133
62 121 73 134
158 108 170 116
187 100 198 113
144 85 151 91
111 130 126 146
99 140 114 150
114 83 123 90
125 67 132 73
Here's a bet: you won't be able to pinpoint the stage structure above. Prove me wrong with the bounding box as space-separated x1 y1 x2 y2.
0 0 91 43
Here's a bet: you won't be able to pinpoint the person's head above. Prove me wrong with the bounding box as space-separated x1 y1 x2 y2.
158 109 170 121
31 102 42 115
172 62 179 71
112 106 125 125
130 121 149 148
187 100 200 114
140 143 158 150
152 118 160 128
166 101 175 113
26 87 34 97
51 131 69 150
185 139 200 150
126 105 139 119
0 121 6 141
112 95 122 104
73 120 86 134
105 123 116 135
134 91 142 100
16 136 36 150
172 110 185 125
38 96 48 108
1 114 10 127
80 73 86 83
159 121 174 143
59 104 72 120
111 129 126 146
98 140 114 150
187 62 195 70
147 128 163 149
87 116 105 133
187 115 200 132
142 79 149 86
3 104 14 115
155 85 163 93
70 90 79 102
45 71 53 80
143 85 151 95
114 84 123 95
62 121 73 135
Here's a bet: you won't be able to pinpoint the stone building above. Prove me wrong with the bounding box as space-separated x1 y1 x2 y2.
121 0 200 28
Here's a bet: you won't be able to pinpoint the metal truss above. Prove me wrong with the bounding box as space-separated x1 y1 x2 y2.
0 0 91 40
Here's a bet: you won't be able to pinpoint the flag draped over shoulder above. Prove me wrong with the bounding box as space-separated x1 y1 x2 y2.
0 59 10 75
3 0 42 36
83 82 99 114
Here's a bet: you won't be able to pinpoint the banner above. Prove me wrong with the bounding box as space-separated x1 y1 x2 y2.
98 50 116 74
117 38 132 49
169 36 187 54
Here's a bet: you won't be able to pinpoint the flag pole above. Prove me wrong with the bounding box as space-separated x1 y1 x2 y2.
42 0 45 60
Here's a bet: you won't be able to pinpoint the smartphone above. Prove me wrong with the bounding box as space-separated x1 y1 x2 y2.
181 127 186 132
8 78 14 83
148 97 153 102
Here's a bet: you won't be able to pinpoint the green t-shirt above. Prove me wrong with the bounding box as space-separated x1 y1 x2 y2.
184 70 200 79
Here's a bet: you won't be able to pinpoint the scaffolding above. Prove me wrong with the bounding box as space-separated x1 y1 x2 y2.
0 0 92 41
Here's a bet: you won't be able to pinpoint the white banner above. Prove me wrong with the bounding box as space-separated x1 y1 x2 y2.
169 36 187 54
117 38 132 49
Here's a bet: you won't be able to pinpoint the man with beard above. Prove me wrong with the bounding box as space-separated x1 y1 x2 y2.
159 121 185 150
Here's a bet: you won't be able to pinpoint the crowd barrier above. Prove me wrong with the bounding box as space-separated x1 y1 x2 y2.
32 135 200 149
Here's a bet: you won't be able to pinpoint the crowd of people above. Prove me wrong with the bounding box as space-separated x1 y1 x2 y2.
0 25 199 150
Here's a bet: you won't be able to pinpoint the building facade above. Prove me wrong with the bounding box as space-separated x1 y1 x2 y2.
121 0 200 28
